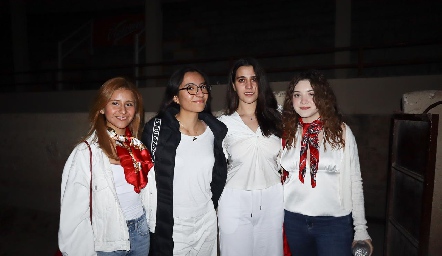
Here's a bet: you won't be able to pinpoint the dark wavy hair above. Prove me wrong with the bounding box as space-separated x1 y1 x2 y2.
282 69 344 149
84 77 144 160
225 58 282 137
157 66 212 117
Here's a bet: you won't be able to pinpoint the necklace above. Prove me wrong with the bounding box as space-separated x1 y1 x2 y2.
176 117 201 141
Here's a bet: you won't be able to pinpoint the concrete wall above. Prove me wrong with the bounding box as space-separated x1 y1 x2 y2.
403 91 442 255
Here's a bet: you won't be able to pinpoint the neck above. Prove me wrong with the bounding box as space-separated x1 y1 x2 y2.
108 126 126 136
175 111 199 127
237 102 256 116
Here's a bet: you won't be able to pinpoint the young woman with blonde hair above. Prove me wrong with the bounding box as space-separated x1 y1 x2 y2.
58 77 154 255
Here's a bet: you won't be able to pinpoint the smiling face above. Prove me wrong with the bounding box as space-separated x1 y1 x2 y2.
174 71 208 114
102 88 136 134
233 65 258 105
292 79 320 123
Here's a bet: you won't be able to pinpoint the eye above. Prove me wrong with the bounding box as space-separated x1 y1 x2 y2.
126 102 134 107
309 92 315 97
293 93 300 98
251 76 257 82
186 83 197 91
237 78 245 83
111 101 119 105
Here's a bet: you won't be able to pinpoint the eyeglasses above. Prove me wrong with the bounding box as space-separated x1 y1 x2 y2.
179 83 211 95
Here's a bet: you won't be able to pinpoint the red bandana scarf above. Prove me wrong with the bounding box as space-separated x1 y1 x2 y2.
299 117 323 188
108 127 154 193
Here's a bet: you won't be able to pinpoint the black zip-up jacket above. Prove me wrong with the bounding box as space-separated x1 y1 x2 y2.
141 107 227 256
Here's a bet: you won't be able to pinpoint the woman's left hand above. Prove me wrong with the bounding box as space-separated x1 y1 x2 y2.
352 239 373 256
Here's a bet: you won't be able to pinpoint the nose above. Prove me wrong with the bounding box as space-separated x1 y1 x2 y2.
245 80 253 89
119 105 127 113
194 86 204 97
300 95 308 104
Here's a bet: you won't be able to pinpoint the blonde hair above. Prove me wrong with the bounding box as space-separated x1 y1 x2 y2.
83 77 144 160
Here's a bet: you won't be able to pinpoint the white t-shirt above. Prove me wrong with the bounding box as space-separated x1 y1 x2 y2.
173 126 215 217
111 164 144 220
218 112 281 190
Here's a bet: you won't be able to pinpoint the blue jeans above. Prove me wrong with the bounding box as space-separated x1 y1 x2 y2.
97 212 150 256
284 210 353 256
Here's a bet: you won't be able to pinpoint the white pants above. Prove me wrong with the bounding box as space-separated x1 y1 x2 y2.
173 205 218 256
218 183 284 256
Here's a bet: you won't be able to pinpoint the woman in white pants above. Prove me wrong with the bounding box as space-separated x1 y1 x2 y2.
218 57 284 256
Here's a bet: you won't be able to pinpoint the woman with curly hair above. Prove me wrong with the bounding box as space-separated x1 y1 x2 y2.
280 70 373 256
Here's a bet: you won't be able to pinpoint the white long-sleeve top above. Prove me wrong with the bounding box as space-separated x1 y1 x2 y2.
218 112 281 190
280 124 371 241
58 134 156 255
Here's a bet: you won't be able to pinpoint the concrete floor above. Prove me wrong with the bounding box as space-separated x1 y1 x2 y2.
0 206 385 256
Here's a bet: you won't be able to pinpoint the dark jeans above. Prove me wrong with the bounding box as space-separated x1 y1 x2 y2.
284 210 353 256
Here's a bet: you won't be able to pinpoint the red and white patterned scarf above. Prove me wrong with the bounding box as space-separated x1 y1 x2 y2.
108 127 154 193
299 117 323 188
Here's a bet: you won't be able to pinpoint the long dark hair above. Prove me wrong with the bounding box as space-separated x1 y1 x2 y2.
157 66 212 117
225 57 282 137
282 69 344 149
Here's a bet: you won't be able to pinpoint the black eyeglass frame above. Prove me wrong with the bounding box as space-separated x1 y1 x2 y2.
178 83 211 95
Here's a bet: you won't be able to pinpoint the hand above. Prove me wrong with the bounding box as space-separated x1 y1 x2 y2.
352 239 373 256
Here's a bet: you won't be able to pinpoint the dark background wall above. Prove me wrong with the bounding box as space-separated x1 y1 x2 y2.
1 0 442 255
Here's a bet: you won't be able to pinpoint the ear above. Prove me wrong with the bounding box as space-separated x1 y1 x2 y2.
232 83 236 91
173 95 180 105
100 109 104 114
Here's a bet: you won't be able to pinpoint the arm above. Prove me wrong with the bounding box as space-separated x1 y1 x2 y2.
58 144 96 256
345 125 371 241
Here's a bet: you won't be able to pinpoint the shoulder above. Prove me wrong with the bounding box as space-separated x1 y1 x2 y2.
342 123 355 138
341 123 358 149
217 113 231 122
201 113 227 137
217 113 238 126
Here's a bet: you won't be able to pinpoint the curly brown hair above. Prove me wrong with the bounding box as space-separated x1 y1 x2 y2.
282 70 344 149
83 77 144 160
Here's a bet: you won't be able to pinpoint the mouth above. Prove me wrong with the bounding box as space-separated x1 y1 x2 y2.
116 116 128 120
300 107 310 110
244 92 254 96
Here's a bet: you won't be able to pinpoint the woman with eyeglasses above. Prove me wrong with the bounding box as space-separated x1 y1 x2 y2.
217 58 284 255
141 66 228 256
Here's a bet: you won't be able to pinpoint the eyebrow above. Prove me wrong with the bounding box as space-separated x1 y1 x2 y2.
184 82 206 86
293 89 314 93
110 99 135 103
236 75 256 79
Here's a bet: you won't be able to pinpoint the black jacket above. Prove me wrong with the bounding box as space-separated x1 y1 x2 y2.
141 107 227 256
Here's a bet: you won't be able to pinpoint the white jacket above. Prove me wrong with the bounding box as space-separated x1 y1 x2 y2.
58 134 157 255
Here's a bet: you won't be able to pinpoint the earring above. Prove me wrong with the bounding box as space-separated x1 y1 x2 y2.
100 110 104 114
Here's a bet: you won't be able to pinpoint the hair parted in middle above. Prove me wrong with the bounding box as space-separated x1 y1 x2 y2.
225 57 282 137
157 66 212 118
282 69 344 149
84 77 144 160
